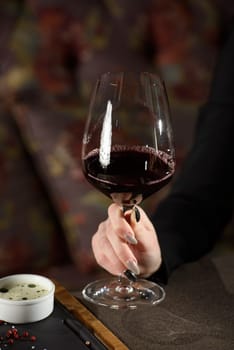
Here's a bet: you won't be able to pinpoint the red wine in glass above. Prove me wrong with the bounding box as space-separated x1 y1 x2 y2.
83 146 175 206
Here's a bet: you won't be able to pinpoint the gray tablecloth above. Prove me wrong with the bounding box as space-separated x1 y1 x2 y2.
79 254 234 350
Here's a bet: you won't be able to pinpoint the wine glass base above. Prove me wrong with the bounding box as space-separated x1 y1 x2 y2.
82 277 165 309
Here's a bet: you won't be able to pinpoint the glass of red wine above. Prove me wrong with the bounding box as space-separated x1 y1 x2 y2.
81 72 175 308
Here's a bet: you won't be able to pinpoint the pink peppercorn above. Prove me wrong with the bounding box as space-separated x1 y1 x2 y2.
6 329 13 337
22 331 29 337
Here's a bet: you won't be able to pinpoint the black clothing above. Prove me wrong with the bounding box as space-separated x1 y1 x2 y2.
152 21 234 283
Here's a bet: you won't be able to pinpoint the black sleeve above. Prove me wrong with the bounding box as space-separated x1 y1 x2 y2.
150 21 234 284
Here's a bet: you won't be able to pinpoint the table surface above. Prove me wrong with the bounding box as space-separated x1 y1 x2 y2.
75 254 234 350
1 255 232 350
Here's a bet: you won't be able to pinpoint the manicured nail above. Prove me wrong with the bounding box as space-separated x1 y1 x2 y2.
124 269 137 282
134 207 140 222
126 259 140 275
125 234 138 245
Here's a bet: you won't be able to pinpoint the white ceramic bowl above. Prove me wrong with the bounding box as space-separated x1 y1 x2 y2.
0 274 55 323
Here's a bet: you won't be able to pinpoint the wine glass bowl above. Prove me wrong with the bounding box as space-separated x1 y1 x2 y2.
82 72 175 308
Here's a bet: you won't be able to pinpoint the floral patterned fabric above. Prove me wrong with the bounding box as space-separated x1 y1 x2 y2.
0 0 228 289
0 103 69 275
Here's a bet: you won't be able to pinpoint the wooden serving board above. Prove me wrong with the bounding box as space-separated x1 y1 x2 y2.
54 280 129 350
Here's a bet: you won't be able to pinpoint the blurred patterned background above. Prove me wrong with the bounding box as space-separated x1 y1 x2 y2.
0 0 233 291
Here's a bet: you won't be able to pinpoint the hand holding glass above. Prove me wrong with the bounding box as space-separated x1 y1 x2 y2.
82 72 175 308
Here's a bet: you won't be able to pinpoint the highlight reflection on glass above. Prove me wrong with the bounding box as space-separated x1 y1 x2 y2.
99 100 112 168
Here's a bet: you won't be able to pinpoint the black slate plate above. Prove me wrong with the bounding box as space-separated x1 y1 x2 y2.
0 299 107 350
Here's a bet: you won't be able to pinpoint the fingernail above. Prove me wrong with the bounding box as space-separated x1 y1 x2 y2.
125 234 138 245
134 207 140 222
124 269 137 282
126 259 140 275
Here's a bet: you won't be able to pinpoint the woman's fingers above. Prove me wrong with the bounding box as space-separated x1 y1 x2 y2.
92 222 125 275
108 204 138 244
92 217 140 275
108 204 159 256
92 204 162 277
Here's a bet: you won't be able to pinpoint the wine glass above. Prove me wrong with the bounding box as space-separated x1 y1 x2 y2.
81 72 175 309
